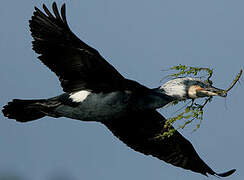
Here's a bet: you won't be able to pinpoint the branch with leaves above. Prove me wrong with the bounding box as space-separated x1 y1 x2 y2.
155 65 242 139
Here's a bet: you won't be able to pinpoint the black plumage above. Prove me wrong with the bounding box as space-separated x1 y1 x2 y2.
30 3 125 93
104 110 235 177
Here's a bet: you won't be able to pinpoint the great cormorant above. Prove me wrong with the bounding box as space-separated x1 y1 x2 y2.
2 2 235 177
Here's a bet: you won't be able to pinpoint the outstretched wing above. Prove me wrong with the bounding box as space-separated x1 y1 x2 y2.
103 110 235 177
29 2 125 93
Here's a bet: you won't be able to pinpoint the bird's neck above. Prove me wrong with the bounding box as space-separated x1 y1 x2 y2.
159 83 187 100
134 89 176 110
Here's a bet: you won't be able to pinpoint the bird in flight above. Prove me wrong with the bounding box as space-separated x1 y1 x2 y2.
2 2 235 177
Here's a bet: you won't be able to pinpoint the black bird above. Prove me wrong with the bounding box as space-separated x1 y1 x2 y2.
2 2 235 177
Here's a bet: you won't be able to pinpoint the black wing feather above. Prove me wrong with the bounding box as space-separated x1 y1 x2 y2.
103 110 235 177
29 2 124 93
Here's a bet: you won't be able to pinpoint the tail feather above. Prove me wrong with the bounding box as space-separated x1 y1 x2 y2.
2 99 55 122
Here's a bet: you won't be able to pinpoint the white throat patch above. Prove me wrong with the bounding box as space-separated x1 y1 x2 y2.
70 90 91 103
161 83 186 99
160 77 203 100
160 78 195 99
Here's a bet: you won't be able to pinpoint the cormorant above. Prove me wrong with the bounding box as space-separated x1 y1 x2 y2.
2 2 235 177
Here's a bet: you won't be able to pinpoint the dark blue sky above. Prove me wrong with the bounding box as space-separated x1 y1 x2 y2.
0 0 243 179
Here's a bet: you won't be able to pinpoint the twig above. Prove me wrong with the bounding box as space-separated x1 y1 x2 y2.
225 69 242 92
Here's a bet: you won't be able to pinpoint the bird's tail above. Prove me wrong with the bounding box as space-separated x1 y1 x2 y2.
2 99 60 122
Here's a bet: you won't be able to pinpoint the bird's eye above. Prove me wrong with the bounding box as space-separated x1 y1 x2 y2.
200 84 207 88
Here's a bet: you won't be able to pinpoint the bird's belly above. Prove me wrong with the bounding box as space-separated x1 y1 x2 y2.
54 91 132 122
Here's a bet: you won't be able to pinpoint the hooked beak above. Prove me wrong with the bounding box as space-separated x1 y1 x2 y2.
197 86 227 98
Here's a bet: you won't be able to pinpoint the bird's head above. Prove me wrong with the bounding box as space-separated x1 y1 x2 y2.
159 77 227 100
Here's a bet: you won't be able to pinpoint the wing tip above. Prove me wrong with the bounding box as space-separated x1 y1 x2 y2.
61 3 67 23
32 2 67 22
215 169 236 177
29 1 69 39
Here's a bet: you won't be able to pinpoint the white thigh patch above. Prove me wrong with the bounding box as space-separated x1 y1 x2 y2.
69 90 91 103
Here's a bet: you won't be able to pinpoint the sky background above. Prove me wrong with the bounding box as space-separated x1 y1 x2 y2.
0 0 243 180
